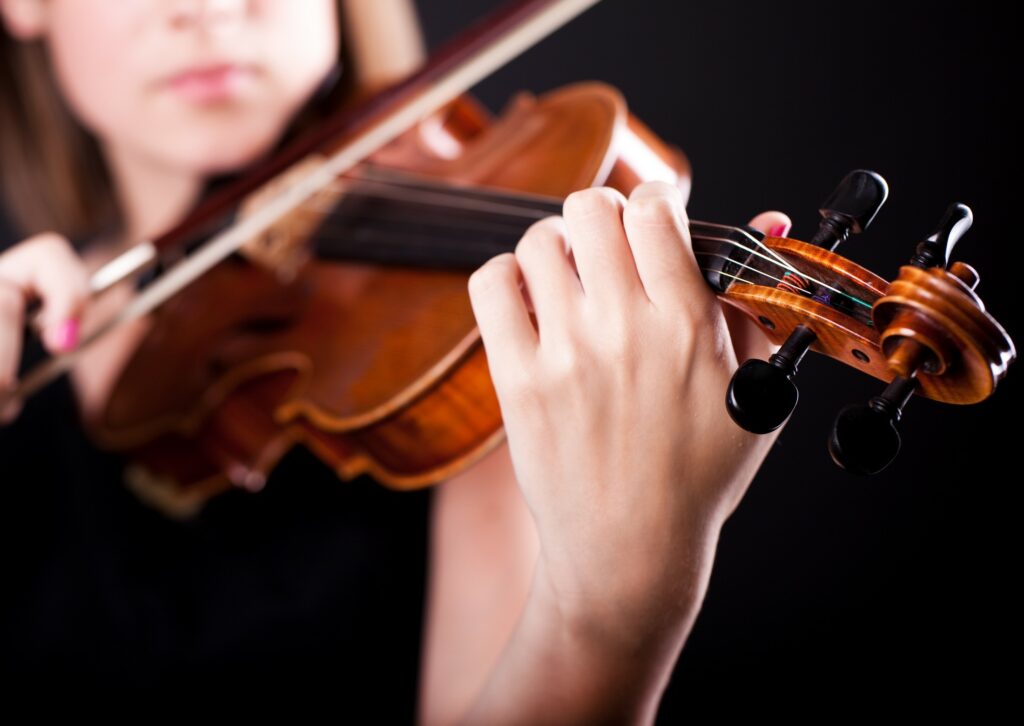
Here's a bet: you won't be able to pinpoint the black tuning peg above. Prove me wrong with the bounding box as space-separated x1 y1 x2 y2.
809 170 889 252
726 325 817 434
827 375 917 476
827 202 974 475
910 203 973 270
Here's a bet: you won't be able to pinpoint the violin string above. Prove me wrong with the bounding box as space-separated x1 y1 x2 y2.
690 237 872 309
320 181 558 220
352 165 805 282
316 175 778 259
689 220 794 271
320 168 824 278
3 0 609 405
315 189 554 232
310 215 536 247
2 197 870 410
294 175 873 309
693 252 872 310
302 208 873 310
348 164 571 209
331 165 802 276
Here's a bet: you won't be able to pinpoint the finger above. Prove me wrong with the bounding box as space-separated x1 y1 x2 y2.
0 233 89 353
0 279 24 396
621 180 707 315
513 216 582 335
561 186 645 306
468 253 538 388
721 211 793 364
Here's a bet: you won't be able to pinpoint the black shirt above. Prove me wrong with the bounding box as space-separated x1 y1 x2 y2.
0 335 433 715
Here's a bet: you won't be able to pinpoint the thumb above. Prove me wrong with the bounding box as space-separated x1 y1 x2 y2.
720 210 793 365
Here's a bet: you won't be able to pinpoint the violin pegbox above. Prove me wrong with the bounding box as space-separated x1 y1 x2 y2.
722 170 1016 475
829 203 1016 474
725 170 888 436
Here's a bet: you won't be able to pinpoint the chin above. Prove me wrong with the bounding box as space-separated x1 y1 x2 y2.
200 148 275 175
154 107 287 166
177 133 283 176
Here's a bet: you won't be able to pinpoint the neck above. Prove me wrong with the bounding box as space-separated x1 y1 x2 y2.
103 141 204 247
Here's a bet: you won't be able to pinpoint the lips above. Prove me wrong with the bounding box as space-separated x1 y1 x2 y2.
164 62 256 103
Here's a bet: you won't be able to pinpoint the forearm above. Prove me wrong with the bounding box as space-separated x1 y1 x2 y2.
460 529 721 726
453 180 788 724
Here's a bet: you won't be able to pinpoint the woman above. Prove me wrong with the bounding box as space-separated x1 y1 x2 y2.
0 0 792 722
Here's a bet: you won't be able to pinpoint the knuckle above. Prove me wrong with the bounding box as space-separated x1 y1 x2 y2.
17 232 90 299
668 312 715 376
524 214 566 238
31 231 73 255
675 318 698 361
611 316 636 353
544 342 585 383
563 186 626 219
625 183 686 227
498 376 541 415
631 179 684 203
0 232 72 270
515 217 561 260
468 253 516 297
34 232 85 274
488 352 539 410
542 327 604 385
597 313 636 364
0 283 24 319
670 296 700 330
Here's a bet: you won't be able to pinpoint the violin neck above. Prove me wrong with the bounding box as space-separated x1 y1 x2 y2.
313 166 759 295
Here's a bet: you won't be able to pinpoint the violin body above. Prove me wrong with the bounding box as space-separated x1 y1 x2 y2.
94 82 693 507
85 83 1019 510
3 0 1005 513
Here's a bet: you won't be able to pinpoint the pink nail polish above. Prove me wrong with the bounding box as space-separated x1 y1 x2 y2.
53 319 80 352
769 223 790 237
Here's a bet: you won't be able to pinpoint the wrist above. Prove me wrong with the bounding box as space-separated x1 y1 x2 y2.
532 519 722 668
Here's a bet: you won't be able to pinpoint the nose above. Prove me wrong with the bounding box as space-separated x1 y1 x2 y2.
169 0 247 35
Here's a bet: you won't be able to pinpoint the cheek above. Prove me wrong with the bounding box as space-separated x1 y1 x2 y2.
41 0 340 175
188 0 339 171
262 0 340 107
45 7 144 140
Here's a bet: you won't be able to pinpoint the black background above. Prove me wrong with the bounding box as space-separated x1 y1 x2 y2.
0 0 1017 718
415 0 1020 718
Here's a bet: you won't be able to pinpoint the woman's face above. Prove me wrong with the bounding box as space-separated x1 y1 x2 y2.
4 0 339 175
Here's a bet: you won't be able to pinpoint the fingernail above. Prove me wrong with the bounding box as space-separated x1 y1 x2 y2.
770 223 791 237
50 319 80 352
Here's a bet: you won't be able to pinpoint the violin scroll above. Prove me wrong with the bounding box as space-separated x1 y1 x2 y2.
828 202 1016 474
724 172 1017 475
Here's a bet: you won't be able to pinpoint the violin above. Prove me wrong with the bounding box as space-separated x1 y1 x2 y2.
5 0 1015 513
